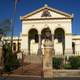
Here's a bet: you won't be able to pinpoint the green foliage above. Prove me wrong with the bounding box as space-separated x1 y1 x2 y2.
3 43 20 72
0 19 11 36
63 63 71 69
0 28 3 34
69 56 80 69
52 56 80 69
52 57 63 69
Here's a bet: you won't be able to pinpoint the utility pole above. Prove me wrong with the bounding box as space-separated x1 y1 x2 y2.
11 0 17 52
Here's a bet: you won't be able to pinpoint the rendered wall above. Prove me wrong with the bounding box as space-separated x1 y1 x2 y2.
21 19 72 55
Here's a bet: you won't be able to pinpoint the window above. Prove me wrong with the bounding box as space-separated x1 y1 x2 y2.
13 43 16 51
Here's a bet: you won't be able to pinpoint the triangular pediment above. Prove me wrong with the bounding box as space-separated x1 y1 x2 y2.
20 4 73 20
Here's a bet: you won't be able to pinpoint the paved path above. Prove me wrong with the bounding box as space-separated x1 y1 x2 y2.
12 63 42 76
0 76 42 80
1 77 80 80
45 77 80 80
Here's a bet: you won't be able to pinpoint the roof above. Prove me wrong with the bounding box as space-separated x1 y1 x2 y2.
20 4 73 20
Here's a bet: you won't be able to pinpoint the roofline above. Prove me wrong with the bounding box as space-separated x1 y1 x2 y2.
21 17 73 21
20 4 73 20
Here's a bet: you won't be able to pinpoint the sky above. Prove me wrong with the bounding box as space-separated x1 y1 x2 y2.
0 0 80 36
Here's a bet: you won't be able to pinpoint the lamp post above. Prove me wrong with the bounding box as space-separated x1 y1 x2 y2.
11 0 17 52
0 31 3 75
41 52 44 79
21 51 24 73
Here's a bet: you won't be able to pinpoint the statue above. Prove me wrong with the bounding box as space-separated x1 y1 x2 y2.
43 28 53 70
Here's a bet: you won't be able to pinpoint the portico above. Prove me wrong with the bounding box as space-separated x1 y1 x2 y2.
20 4 73 56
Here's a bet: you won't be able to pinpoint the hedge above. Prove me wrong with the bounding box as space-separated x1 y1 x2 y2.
69 56 80 69
52 57 63 69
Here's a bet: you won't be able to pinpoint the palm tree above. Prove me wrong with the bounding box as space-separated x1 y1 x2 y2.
0 28 3 40
0 19 11 38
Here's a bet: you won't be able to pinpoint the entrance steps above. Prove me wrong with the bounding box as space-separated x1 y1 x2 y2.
24 55 42 64
12 63 42 76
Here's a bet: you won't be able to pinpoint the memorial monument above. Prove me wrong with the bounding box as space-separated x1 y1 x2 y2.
43 28 54 77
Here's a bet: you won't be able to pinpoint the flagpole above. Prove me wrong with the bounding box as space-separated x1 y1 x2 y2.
11 0 17 52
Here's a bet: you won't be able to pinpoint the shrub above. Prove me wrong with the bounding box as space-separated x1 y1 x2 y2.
64 63 71 69
69 56 80 69
3 43 20 72
52 57 63 69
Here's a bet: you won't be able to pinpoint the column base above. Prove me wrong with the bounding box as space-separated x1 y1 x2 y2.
37 48 42 55
64 49 73 57
43 69 53 78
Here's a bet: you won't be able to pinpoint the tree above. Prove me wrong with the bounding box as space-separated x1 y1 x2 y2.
0 19 11 38
0 28 3 40
3 42 20 72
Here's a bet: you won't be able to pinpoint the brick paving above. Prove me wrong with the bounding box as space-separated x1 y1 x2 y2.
1 76 80 80
11 63 43 76
0 76 42 80
0 63 43 80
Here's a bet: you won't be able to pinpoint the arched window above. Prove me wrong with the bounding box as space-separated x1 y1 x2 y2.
54 28 65 42
72 42 75 54
54 28 65 54
13 43 16 51
28 28 38 54
41 27 52 40
28 29 38 43
18 42 21 52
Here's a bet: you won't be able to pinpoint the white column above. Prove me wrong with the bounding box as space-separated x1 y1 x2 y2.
52 34 55 56
65 34 73 56
21 34 29 55
37 34 42 55
52 34 54 45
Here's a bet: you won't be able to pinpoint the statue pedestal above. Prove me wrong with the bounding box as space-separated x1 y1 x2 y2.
43 48 52 70
43 69 53 78
43 40 53 78
43 48 53 78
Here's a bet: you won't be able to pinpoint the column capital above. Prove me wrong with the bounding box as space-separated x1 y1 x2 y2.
38 31 41 35
52 34 54 36
38 33 41 35
22 34 28 36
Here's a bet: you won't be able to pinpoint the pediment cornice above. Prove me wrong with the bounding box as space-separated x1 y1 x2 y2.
20 4 73 20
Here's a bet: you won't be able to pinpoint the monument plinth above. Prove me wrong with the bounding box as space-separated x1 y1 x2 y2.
43 40 53 78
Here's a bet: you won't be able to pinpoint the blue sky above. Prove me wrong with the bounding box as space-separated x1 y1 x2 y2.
0 0 80 36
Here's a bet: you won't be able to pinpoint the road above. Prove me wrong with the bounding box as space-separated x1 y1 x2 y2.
0 76 42 80
0 76 80 80
45 77 80 80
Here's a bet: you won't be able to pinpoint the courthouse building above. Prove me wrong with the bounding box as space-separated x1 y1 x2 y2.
3 4 80 57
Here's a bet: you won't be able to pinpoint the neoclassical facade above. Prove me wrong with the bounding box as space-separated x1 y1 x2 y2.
20 4 74 56
3 5 80 57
